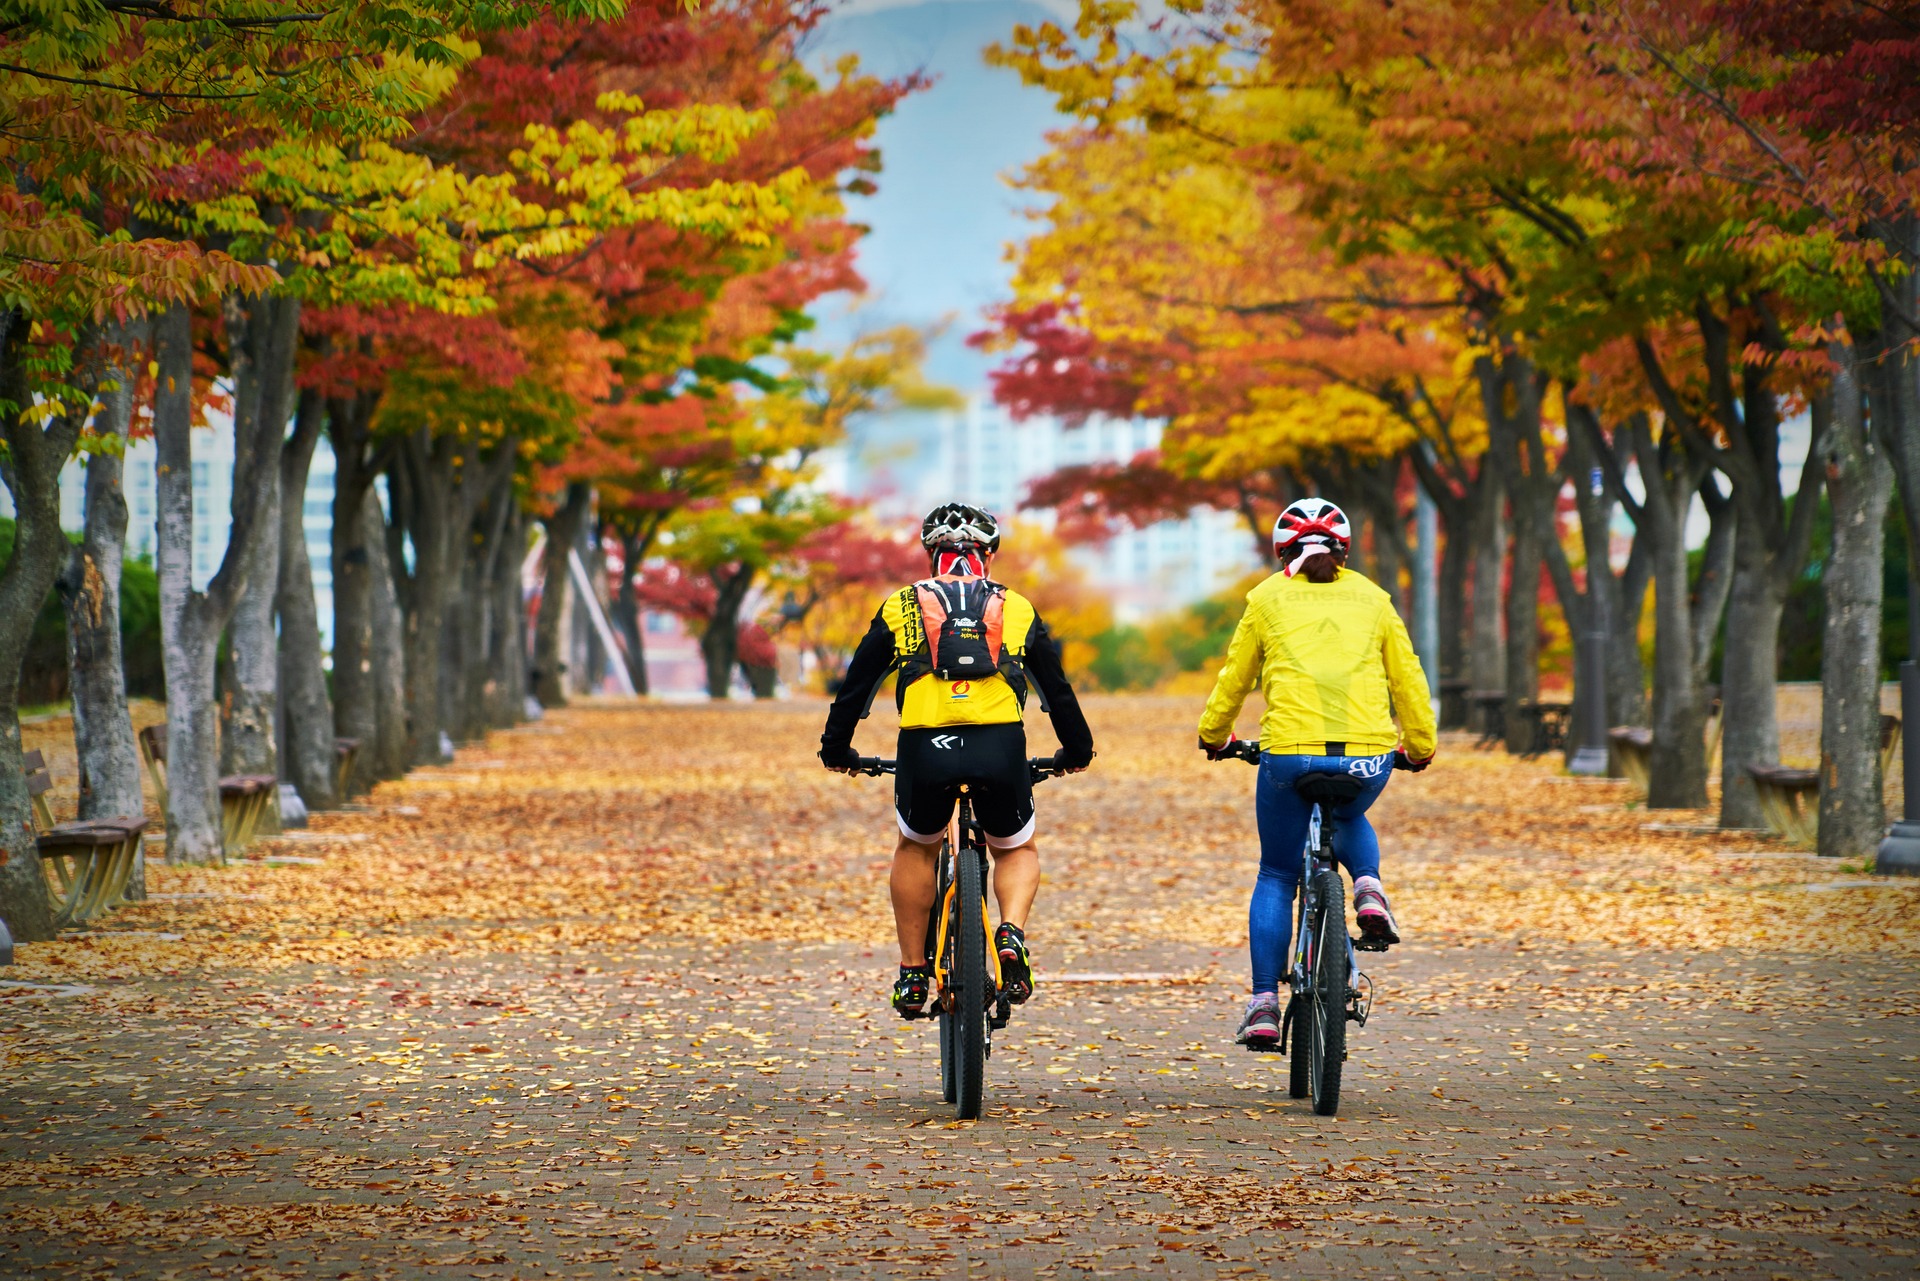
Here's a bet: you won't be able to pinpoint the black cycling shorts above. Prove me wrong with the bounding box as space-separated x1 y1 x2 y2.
894 723 1035 849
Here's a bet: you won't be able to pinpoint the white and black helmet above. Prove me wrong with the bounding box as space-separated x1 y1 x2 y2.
921 502 1001 553
1272 497 1352 560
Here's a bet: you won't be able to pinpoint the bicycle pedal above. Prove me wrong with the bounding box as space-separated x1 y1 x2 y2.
1241 1040 1284 1054
1353 936 1391 953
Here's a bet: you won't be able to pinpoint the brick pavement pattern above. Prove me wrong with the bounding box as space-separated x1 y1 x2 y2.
3 699 1916 1279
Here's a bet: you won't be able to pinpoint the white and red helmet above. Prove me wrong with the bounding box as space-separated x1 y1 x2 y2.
1272 497 1351 560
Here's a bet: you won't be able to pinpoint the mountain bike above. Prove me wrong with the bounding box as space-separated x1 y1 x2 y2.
1223 740 1385 1117
851 755 1066 1120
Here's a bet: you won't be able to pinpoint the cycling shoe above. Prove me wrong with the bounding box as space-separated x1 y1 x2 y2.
892 965 931 1019
995 923 1033 1004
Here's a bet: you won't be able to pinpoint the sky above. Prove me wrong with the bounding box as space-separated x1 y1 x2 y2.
805 0 1074 389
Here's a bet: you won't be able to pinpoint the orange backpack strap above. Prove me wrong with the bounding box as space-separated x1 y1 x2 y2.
914 583 949 672
982 586 1006 663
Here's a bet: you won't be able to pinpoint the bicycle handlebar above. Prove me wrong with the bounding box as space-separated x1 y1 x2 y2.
848 756 1075 784
1214 740 1420 769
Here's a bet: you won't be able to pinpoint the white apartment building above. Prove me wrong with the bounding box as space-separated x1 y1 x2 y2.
2 416 343 646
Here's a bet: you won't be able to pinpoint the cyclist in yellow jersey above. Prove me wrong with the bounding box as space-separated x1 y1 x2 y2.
820 503 1094 1017
1198 497 1436 1046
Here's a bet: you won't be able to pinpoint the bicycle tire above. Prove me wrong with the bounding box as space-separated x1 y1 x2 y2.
939 1010 957 1104
952 843 989 1119
934 851 957 1105
1310 868 1348 1117
1286 994 1311 1098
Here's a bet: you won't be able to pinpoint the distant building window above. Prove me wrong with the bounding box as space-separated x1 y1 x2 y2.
192 461 208 486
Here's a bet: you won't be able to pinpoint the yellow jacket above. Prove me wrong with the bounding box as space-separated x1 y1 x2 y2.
1198 568 1437 760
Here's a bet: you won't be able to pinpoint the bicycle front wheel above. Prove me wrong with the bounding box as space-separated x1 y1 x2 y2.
1309 868 1348 1117
952 845 990 1119
939 1008 957 1104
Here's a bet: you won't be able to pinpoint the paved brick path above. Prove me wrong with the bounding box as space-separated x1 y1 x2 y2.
3 702 1917 1278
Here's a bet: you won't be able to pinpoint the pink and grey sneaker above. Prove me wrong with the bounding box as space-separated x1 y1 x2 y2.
1235 992 1281 1047
1353 876 1400 949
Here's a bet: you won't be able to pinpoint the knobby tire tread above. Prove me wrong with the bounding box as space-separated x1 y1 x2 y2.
1311 869 1347 1116
1287 994 1311 1098
953 844 989 1119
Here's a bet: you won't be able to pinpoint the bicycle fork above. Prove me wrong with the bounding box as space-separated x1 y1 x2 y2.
1280 806 1372 1054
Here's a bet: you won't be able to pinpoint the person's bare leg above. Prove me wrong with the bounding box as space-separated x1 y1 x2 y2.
890 831 941 965
990 838 1039 930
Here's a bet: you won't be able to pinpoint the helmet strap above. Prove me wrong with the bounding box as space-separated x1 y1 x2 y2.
935 549 987 578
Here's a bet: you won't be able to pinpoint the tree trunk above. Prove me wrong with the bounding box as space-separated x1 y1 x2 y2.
703 566 755 700
389 438 444 765
615 530 650 696
1503 502 1542 754
1870 214 1920 666
220 446 281 832
0 311 96 941
364 494 410 779
533 482 590 707
488 503 528 728
1820 345 1894 856
59 322 146 839
1716 524 1788 828
1634 412 1736 811
1435 484 1473 727
277 390 336 811
1469 468 1506 714
327 394 380 797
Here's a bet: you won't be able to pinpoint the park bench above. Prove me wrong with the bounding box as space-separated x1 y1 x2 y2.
1747 714 1902 848
136 724 278 853
1470 690 1505 747
1608 726 1653 794
334 737 361 799
1748 764 1818 847
23 750 145 928
1516 699 1572 757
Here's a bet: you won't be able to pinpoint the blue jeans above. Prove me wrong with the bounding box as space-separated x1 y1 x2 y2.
1249 753 1392 993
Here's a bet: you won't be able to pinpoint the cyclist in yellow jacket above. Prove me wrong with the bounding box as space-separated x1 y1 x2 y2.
820 503 1094 1017
1198 497 1436 1046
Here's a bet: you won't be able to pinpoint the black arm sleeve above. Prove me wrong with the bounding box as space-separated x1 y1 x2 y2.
820 611 896 753
1024 615 1094 765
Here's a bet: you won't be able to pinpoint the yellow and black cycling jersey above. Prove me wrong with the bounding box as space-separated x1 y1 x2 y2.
820 577 1094 764
1198 566 1437 760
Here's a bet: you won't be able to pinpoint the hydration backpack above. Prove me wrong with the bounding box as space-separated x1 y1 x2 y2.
861 578 1049 717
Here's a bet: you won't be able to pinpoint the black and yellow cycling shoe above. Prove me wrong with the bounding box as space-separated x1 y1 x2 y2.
892 965 931 1019
995 923 1033 1004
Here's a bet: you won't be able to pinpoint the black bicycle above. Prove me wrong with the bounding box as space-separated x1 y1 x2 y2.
850 755 1067 1120
1221 740 1385 1116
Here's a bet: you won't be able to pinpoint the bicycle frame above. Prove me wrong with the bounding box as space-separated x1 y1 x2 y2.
1287 803 1355 1004
928 789 1003 1014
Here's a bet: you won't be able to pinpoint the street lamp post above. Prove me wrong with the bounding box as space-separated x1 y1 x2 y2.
1876 660 1920 875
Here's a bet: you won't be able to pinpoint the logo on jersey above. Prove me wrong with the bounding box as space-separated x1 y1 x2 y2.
1347 754 1391 779
949 680 971 701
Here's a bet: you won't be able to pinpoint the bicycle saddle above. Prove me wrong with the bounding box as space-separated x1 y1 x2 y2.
1294 771 1364 807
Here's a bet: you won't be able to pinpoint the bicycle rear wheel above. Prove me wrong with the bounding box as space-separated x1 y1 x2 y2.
1309 868 1348 1117
952 843 990 1119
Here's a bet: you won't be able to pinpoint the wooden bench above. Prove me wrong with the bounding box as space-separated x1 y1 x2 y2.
1608 727 1653 794
1750 764 1818 847
1880 713 1902 777
334 736 362 800
1517 699 1573 757
23 750 146 928
1469 690 1506 748
137 724 278 853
